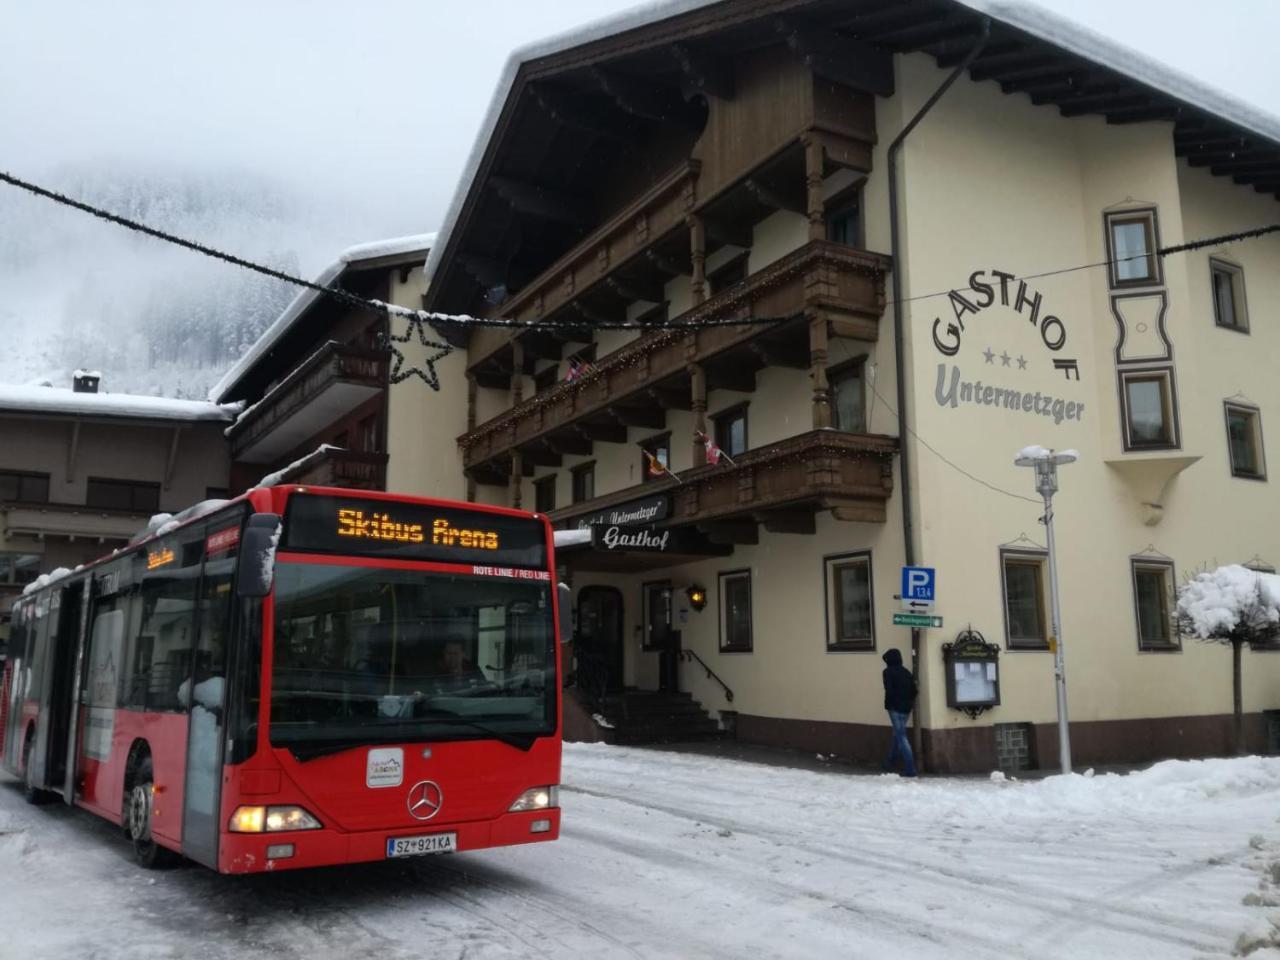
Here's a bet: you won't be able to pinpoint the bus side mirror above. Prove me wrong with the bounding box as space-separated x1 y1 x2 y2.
236 513 283 598
558 583 572 645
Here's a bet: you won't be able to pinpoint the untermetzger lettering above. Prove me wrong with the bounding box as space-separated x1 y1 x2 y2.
935 364 1085 425
579 503 663 528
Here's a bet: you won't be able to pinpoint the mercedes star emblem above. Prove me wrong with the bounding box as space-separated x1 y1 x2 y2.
406 780 443 821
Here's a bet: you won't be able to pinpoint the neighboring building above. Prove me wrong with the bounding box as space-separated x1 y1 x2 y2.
0 373 231 644
213 235 468 500
422 0 1280 770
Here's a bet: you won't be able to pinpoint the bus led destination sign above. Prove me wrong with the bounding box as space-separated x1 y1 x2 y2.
285 495 546 568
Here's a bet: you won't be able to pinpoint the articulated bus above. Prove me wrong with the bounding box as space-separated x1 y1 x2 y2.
1 486 565 872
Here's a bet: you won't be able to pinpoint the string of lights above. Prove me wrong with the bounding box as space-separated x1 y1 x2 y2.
2 168 1276 331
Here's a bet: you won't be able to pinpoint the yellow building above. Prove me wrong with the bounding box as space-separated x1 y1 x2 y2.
408 0 1280 771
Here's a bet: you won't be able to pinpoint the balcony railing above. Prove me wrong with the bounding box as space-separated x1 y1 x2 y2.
461 240 890 478
229 341 388 463
550 429 898 533
270 448 388 490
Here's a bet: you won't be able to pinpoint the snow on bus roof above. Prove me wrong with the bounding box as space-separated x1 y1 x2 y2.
0 383 235 423
210 233 437 404
425 0 1280 283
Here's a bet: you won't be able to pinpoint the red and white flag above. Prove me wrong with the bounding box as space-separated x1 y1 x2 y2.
695 430 734 466
643 449 681 483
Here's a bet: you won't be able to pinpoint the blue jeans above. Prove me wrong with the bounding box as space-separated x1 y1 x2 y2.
886 711 916 776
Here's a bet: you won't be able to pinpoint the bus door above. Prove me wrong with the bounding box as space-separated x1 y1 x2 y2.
45 580 87 801
180 522 240 869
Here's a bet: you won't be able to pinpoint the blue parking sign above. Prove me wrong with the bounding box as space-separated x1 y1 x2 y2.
901 566 935 602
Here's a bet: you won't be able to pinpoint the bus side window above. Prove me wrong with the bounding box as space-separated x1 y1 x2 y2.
128 527 204 713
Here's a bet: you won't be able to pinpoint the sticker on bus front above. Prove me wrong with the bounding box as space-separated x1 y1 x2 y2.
366 747 404 788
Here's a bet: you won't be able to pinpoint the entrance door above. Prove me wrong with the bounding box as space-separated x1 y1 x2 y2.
46 581 85 800
181 535 238 869
576 587 624 693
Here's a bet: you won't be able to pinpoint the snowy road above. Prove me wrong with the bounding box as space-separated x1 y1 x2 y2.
3 745 1280 959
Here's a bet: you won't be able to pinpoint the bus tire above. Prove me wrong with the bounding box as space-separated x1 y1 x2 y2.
22 730 48 806
125 756 176 869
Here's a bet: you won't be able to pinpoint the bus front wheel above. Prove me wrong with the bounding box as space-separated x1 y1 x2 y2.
126 757 176 869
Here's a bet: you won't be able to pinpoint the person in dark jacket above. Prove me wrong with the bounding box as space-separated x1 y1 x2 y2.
881 648 918 777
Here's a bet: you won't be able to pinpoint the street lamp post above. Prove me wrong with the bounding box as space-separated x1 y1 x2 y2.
1014 446 1078 775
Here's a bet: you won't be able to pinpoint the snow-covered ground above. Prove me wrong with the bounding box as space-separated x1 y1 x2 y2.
3 745 1280 959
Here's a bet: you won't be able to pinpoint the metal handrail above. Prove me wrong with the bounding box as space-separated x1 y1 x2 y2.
678 649 733 703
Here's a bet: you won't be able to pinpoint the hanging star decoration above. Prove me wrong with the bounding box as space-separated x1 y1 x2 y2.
380 317 454 391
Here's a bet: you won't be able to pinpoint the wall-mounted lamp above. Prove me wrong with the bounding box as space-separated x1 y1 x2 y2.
685 583 707 612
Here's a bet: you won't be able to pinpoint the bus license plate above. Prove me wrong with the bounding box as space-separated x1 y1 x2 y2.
387 833 458 858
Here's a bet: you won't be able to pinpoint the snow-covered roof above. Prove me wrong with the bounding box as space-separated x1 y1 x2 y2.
211 233 437 403
0 383 235 423
425 0 1280 283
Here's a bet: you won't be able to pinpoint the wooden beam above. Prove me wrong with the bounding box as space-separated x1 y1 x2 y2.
748 339 810 370
546 433 593 456
757 508 816 535
1058 94 1150 119
670 42 735 100
647 385 694 411
457 253 506 288
490 176 591 226
645 248 690 277
610 406 666 430
1187 148 1278 168
962 46 1042 80
528 83 630 141
576 421 628 444
701 214 752 250
704 365 756 393
605 275 666 304
699 519 758 546
745 177 806 216
868 18 983 52
589 67 701 129
519 444 562 468
1106 105 1181 125
774 16 894 96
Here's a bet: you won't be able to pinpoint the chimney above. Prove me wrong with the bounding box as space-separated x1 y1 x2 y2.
72 370 101 394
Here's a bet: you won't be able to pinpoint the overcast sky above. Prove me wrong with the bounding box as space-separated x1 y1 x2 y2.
0 0 1277 388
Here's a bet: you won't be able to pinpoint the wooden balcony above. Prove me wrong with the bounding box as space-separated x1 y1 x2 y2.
229 341 387 464
461 240 890 481
2 500 149 542
551 430 898 564
270 448 388 490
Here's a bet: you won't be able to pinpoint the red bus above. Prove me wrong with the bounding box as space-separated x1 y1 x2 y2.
1 485 565 872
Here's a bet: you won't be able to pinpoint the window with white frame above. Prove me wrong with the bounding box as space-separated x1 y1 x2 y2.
825 552 874 651
718 569 752 653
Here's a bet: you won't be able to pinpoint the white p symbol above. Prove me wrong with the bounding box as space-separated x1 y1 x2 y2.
908 570 930 597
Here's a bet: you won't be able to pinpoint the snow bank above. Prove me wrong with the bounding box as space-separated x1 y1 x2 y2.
1177 564 1280 639
0 383 234 422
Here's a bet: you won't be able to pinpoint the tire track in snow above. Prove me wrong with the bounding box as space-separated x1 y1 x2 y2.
563 782 1230 954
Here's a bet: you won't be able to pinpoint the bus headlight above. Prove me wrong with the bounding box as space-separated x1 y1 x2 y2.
509 786 559 812
229 805 323 833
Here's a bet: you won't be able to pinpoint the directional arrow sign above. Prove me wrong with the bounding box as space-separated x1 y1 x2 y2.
893 613 943 629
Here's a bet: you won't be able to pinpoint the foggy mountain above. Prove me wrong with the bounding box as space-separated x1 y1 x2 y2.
0 164 388 400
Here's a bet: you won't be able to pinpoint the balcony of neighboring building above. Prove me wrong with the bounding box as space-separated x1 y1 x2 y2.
1 498 149 543
265 446 388 491
228 341 388 464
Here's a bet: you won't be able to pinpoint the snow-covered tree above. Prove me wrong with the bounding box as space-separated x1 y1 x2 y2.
1175 564 1280 755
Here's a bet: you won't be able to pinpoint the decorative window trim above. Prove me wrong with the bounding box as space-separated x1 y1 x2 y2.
718 568 753 653
823 551 875 652
570 461 596 504
827 356 867 433
711 402 750 458
1209 257 1249 334
999 548 1050 651
1130 558 1180 652
533 474 557 514
1104 208 1162 290
824 181 864 248
1118 367 1180 452
1224 402 1267 481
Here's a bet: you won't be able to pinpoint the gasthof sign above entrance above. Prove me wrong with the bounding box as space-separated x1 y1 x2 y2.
901 566 936 613
574 493 670 530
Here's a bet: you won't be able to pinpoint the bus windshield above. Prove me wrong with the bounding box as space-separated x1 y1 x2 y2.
270 563 556 757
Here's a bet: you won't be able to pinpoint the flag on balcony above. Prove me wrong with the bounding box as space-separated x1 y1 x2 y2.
643 449 680 483
565 357 595 383
695 430 734 467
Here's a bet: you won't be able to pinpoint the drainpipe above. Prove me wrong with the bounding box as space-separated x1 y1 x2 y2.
887 19 990 770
